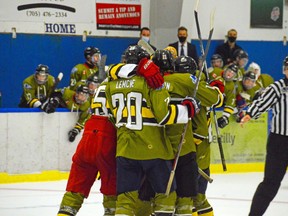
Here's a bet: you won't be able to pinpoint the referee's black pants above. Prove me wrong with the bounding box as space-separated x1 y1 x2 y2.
249 133 288 216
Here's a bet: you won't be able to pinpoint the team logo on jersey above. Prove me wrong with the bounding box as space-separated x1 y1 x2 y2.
71 67 77 74
23 83 32 89
212 73 217 79
190 74 198 84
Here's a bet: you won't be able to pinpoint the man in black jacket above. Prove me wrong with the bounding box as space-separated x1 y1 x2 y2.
214 28 242 65
168 26 198 63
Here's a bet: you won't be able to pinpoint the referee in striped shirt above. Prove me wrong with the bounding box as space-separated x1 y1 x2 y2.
240 56 288 216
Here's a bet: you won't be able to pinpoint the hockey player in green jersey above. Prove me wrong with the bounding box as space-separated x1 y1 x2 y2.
19 64 58 113
222 49 248 85
228 49 249 80
247 62 274 98
172 55 224 216
51 85 91 142
69 46 101 91
234 71 260 122
108 50 224 216
73 73 104 102
207 54 224 73
106 46 200 216
209 63 239 129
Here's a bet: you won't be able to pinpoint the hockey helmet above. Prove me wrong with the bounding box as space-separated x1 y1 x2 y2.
174 56 197 75
75 85 89 104
34 64 49 85
86 74 102 95
84 46 101 65
247 62 261 79
152 49 175 72
164 46 177 59
223 63 238 81
210 54 223 68
233 49 248 68
283 56 288 74
124 45 150 64
242 71 256 90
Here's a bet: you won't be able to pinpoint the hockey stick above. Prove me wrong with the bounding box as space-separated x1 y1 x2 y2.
98 54 107 81
137 39 155 56
165 123 189 195
194 0 215 82
137 40 214 190
164 10 216 187
194 0 227 171
49 72 64 97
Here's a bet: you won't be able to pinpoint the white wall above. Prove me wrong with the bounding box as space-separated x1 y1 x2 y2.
0 112 82 174
150 0 288 49
0 0 151 38
181 0 288 41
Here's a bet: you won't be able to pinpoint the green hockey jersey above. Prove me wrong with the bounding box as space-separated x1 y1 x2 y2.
69 63 99 91
163 73 224 155
57 88 91 131
209 67 236 117
19 74 55 108
106 75 190 160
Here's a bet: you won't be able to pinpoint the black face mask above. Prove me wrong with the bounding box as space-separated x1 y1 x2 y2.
178 36 187 43
228 36 236 43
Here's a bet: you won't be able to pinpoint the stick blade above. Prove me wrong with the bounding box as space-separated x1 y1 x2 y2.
57 72 64 81
137 39 155 56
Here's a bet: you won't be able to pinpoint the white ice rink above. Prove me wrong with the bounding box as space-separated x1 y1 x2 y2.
0 172 287 216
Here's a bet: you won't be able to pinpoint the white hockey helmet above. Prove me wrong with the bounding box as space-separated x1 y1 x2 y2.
247 62 261 79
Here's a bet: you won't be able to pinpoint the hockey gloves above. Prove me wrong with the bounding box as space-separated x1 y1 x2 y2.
209 79 225 93
217 116 229 128
236 95 246 109
137 58 164 89
40 98 59 114
181 97 201 118
236 111 245 123
68 128 80 142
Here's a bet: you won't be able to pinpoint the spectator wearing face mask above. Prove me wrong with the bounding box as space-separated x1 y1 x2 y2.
168 26 199 63
214 28 243 65
133 27 157 51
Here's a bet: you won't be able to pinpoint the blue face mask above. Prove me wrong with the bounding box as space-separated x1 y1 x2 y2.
141 36 150 43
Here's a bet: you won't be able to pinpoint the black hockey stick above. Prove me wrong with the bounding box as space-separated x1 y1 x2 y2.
194 0 227 171
194 0 214 82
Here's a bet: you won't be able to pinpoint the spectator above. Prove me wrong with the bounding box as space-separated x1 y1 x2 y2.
214 29 242 65
18 64 58 114
132 27 157 51
168 26 199 63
